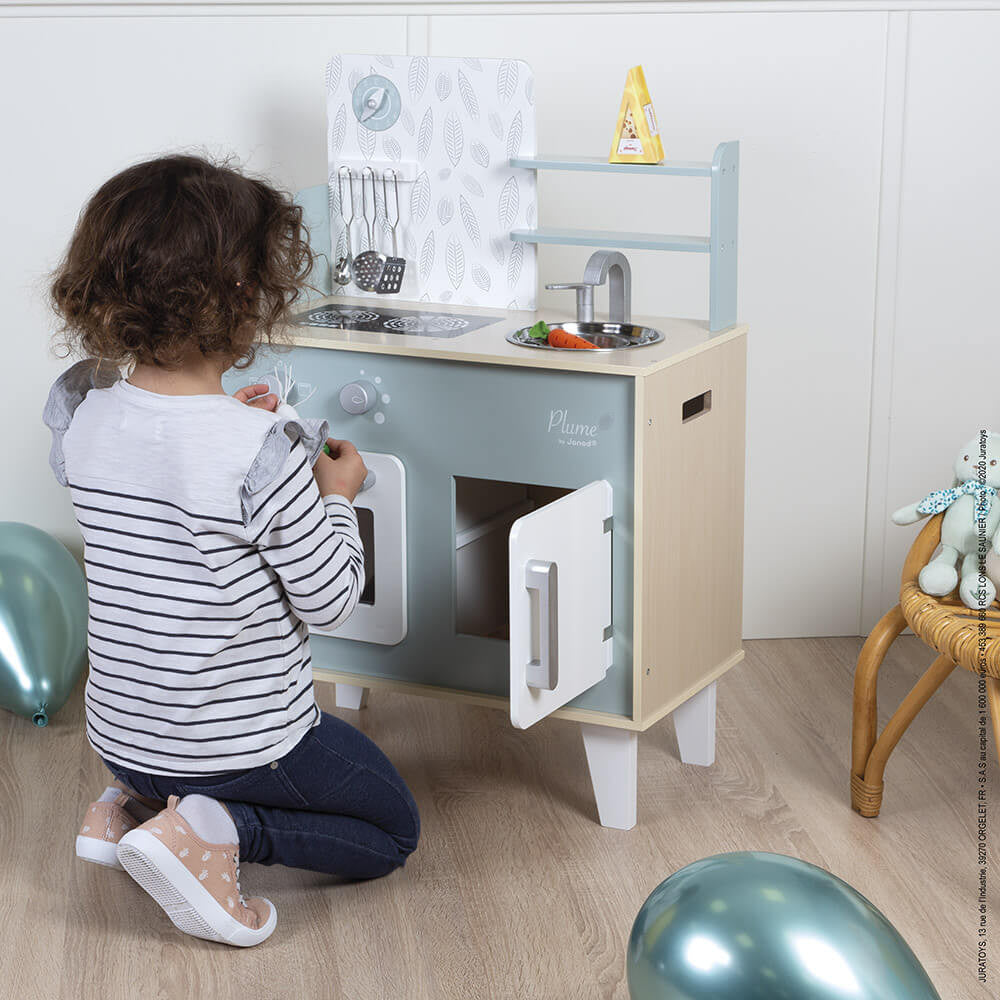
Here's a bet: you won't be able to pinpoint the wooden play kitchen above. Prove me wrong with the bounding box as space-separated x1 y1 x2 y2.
230 55 747 829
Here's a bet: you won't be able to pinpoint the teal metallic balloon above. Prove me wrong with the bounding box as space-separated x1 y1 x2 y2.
0 522 87 726
627 852 941 1000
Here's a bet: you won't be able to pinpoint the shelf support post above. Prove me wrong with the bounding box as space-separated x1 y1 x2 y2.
709 141 739 333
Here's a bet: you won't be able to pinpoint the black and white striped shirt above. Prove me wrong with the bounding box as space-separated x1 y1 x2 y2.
44 364 363 775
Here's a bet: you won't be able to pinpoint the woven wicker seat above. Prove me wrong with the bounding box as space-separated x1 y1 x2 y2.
851 513 1000 817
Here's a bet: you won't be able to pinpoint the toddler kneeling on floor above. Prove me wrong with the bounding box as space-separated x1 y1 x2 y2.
44 154 420 947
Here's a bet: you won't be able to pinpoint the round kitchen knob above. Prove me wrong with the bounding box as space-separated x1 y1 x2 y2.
339 380 378 415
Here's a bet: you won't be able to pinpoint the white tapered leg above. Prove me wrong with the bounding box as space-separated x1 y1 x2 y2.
672 681 717 766
581 723 638 830
334 683 369 710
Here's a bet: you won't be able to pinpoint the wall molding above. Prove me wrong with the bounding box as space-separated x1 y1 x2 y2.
5 1 1000 15
859 9 910 632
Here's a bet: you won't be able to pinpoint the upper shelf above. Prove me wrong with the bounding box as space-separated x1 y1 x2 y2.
510 155 714 178
510 228 710 253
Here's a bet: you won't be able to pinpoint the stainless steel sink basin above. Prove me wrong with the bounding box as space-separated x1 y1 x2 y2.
506 321 664 352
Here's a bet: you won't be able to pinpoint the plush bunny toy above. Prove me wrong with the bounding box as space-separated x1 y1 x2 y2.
892 432 1000 609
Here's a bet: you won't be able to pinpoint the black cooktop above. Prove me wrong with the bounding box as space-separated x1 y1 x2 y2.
295 304 502 339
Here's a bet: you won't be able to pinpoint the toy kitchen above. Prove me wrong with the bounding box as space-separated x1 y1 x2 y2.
228 54 747 830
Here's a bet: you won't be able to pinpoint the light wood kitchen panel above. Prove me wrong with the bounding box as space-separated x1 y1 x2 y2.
635 332 747 726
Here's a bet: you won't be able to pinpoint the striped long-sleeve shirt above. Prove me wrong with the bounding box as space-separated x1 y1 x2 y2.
43 361 363 775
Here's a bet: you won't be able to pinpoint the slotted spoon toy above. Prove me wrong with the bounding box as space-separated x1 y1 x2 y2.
351 166 387 292
376 169 406 295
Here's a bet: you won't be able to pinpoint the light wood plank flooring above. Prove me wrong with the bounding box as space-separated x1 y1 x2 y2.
0 637 995 999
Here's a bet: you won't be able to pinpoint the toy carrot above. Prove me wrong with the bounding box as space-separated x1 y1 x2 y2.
547 327 598 350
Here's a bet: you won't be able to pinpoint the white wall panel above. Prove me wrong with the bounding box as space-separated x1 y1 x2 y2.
0 15 406 547
431 12 888 636
873 11 1000 620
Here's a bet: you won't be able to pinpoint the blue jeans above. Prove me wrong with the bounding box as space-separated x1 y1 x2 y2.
102 712 419 880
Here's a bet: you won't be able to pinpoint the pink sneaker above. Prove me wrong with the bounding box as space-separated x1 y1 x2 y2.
76 792 140 869
116 796 276 947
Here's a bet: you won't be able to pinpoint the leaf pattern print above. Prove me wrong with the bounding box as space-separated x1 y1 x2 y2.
417 108 434 161
470 141 490 168
325 56 342 94
410 172 431 223
459 196 481 246
444 114 464 168
419 231 435 281
408 57 428 99
358 123 376 159
462 175 485 198
505 111 523 160
383 135 402 161
507 240 524 288
497 60 518 104
457 69 480 120
490 237 506 266
498 176 520 228
472 265 491 292
327 54 537 308
446 236 465 289
330 104 347 154
348 68 364 94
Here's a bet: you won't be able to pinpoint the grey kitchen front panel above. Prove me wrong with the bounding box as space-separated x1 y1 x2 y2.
227 348 635 718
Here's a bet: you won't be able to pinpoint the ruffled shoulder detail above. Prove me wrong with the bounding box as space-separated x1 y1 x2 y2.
42 359 119 486
240 408 329 525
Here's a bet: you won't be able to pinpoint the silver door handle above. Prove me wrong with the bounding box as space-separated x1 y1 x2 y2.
525 559 558 690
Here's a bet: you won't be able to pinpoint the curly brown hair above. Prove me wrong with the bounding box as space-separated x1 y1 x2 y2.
50 154 316 370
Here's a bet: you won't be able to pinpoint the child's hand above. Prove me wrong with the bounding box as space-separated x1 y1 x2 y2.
314 438 367 503
232 383 278 411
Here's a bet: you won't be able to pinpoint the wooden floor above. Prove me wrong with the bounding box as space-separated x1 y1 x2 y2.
0 636 995 999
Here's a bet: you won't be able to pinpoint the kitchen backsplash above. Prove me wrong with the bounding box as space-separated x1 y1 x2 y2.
327 54 538 310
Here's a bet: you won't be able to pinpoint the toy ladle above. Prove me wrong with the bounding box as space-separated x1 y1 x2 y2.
333 166 354 287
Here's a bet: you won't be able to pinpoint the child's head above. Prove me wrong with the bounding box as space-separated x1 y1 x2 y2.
51 153 314 370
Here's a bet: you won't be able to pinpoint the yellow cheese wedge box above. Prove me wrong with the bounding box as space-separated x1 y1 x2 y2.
609 65 664 164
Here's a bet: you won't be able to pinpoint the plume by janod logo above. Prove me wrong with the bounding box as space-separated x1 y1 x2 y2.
547 408 612 448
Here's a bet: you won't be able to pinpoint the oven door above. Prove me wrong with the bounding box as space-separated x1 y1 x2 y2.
508 480 613 729
310 451 407 646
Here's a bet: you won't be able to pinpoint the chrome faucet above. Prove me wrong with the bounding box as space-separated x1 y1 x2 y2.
546 250 632 325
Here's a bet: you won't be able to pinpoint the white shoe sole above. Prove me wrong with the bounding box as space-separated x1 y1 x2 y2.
76 835 125 869
117 829 276 947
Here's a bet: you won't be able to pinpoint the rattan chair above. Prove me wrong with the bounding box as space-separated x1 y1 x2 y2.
851 512 1000 817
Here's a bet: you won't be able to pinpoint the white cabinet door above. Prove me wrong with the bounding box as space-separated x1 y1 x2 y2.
508 480 613 729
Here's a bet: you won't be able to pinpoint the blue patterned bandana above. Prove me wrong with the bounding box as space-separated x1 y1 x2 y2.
916 481 998 522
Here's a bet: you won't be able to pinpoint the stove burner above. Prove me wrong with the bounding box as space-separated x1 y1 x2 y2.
301 308 381 328
295 304 498 339
383 315 470 333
